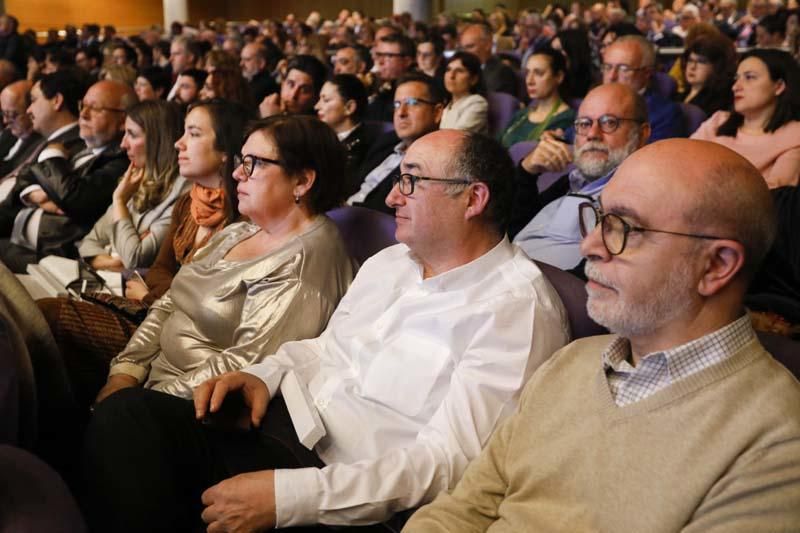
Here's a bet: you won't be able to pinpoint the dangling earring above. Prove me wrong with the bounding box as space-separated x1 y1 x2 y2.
294 195 301 204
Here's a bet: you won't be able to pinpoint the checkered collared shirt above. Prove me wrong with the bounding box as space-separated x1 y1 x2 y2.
602 314 755 407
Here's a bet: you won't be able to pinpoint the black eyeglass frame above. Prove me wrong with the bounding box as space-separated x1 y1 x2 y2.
392 173 472 196
573 114 643 135
577 202 732 256
234 153 281 177
391 97 437 110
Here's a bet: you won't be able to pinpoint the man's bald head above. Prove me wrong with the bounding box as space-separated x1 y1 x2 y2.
621 139 776 281
78 80 137 148
1 79 33 137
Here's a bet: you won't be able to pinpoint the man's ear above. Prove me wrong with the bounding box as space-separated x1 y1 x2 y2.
697 240 746 297
52 92 64 112
464 181 490 221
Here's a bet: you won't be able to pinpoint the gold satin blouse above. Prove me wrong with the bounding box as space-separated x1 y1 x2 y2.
108 215 355 399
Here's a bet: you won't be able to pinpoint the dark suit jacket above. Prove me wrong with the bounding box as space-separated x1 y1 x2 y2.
0 132 45 179
32 140 129 258
342 123 373 193
508 164 571 240
349 131 401 215
249 70 279 104
0 124 84 236
365 84 396 123
484 56 520 98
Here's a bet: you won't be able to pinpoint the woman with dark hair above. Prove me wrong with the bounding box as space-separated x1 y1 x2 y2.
692 49 800 188
199 66 255 111
500 47 575 147
440 51 488 134
134 66 171 101
95 115 355 402
676 34 736 116
551 28 594 100
314 73 371 177
37 99 251 408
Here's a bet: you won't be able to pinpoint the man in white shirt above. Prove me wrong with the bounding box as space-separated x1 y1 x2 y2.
84 129 570 532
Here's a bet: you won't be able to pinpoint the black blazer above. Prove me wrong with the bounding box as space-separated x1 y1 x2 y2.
349 131 401 215
0 132 45 179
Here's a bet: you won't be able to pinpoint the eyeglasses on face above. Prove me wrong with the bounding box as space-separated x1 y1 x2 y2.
374 51 406 60
2 110 20 121
685 55 710 66
577 202 729 255
600 62 649 76
392 173 471 196
392 97 436 110
573 114 641 135
234 153 281 177
78 101 126 114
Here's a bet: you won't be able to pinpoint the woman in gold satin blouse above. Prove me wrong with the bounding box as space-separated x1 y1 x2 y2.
95 115 356 402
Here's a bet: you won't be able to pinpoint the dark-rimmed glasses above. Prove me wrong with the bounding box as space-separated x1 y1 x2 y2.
234 154 281 177
578 202 730 255
77 101 126 114
573 115 642 135
600 62 649 76
392 97 436 110
392 173 471 196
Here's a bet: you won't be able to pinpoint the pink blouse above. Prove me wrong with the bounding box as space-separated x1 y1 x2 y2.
691 111 800 188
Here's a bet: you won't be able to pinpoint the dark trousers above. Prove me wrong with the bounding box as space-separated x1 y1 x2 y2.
82 388 401 533
0 238 37 273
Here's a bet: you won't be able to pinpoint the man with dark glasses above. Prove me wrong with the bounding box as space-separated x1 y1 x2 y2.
513 83 650 272
406 139 800 533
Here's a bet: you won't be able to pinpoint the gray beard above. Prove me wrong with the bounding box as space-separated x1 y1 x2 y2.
575 131 640 181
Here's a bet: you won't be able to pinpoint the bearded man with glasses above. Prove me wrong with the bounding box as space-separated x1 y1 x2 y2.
406 138 800 533
512 83 650 272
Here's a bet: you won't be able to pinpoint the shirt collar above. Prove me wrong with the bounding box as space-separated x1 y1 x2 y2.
408 236 513 292
337 124 359 141
568 166 616 194
602 314 755 379
47 121 78 142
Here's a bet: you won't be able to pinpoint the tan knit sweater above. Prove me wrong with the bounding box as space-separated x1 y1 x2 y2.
405 335 800 532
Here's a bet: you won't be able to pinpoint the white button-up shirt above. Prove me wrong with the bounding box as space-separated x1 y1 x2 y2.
244 238 570 527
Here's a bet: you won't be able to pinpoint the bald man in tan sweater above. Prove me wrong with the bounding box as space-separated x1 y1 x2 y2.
405 139 800 532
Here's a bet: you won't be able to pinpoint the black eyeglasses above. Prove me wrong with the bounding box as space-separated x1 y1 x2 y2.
578 202 730 255
600 62 649 76
392 173 471 196
392 97 436 110
573 115 642 135
234 153 281 177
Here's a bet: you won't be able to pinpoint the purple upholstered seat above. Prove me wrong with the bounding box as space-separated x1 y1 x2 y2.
534 260 606 340
327 206 398 266
487 91 521 136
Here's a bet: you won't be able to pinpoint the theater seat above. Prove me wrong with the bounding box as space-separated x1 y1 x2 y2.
0 312 26 447
679 102 707 135
0 445 87 533
487 91 521 136
327 206 398 266
534 260 606 340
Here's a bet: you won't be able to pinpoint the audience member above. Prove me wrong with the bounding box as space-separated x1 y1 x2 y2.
314 74 371 181
332 44 369 77
258 54 326 118
416 35 445 79
348 73 444 212
405 138 800 533
239 42 279 103
512 83 650 268
172 68 206 108
439 52 488 135
551 28 595 100
691 48 800 188
75 46 103 81
134 66 171 101
200 66 255 111
460 23 520 97
83 128 569 532
78 100 187 271
169 36 199 77
676 33 736 116
500 47 576 148
87 114 355 405
602 34 685 141
0 78 133 271
0 15 26 74
0 80 44 200
366 33 415 122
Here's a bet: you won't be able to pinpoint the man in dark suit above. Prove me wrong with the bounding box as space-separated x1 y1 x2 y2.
347 73 443 215
240 42 279 104
460 23 520 98
0 79 134 272
0 80 44 188
365 34 415 122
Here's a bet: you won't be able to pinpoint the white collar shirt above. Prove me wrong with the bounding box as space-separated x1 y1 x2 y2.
243 238 570 527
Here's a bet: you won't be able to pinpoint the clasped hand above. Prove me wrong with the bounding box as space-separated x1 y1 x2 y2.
194 372 276 532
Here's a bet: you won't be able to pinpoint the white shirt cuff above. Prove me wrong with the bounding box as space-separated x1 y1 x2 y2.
37 147 68 162
274 467 322 527
19 184 43 206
